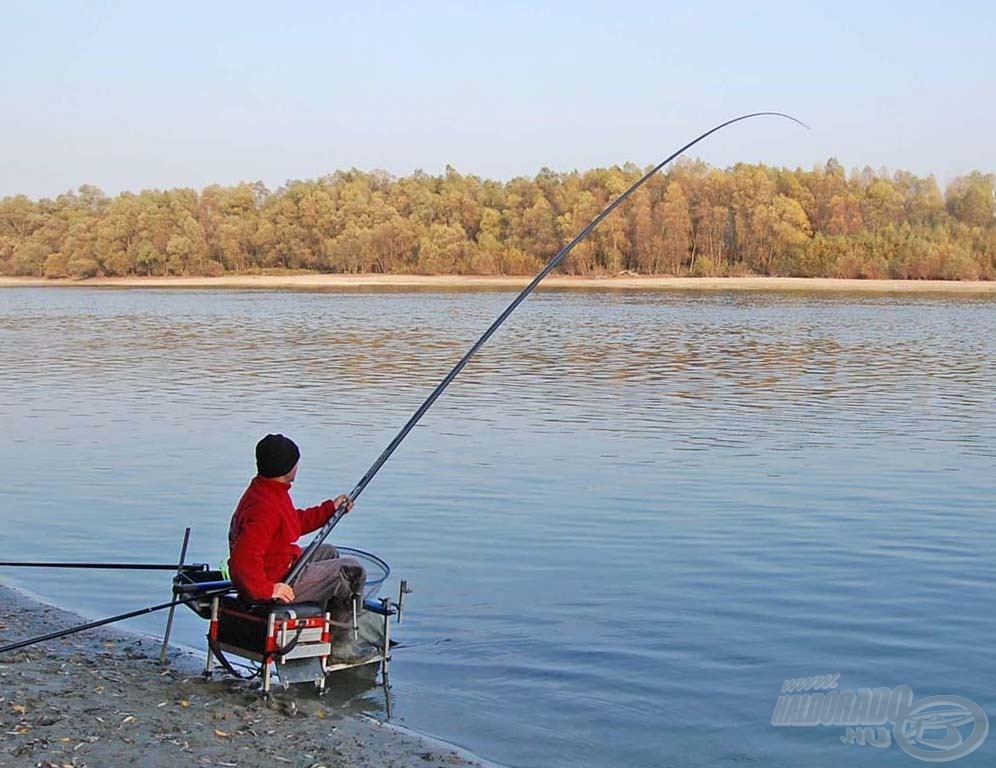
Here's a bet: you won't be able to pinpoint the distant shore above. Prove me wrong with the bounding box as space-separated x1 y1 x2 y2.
2 274 996 293
0 583 478 768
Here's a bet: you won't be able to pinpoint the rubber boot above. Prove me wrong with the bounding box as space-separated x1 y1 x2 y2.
328 598 378 664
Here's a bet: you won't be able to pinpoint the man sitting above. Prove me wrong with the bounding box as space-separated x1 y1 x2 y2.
228 433 373 662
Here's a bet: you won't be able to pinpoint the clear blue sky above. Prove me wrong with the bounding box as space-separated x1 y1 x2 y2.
2 1 993 199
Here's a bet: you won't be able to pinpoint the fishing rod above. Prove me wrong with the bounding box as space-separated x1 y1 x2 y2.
287 111 809 585
0 586 232 655
0 561 208 571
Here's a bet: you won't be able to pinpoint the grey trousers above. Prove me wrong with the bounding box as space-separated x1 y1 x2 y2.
292 544 366 612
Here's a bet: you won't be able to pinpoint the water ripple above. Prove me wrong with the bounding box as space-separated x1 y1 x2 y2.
1 287 995 768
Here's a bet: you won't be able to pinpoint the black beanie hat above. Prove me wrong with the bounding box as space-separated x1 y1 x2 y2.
256 434 300 478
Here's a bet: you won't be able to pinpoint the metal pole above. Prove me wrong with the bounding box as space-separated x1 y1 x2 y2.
285 112 808 585
351 595 359 641
397 579 411 624
159 527 191 664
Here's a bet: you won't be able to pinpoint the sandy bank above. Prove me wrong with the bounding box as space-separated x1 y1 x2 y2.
1 274 996 293
0 584 477 768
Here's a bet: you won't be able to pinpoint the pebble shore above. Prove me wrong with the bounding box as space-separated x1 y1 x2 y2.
0 584 477 768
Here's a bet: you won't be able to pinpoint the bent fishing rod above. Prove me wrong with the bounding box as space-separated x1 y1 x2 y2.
287 111 808 584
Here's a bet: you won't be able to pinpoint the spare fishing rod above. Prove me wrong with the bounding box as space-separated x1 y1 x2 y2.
0 531 204 574
0 561 209 571
288 111 808 584
0 528 211 656
0 586 231 655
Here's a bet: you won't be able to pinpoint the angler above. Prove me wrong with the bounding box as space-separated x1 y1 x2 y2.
228 433 375 664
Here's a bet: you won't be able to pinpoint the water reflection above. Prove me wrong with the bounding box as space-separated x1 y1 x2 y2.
1 287 996 768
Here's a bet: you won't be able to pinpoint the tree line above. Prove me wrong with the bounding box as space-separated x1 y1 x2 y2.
1 160 994 280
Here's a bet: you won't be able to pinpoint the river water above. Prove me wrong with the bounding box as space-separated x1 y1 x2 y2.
1 286 994 767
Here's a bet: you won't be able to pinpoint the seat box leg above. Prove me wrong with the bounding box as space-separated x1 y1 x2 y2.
204 596 220 678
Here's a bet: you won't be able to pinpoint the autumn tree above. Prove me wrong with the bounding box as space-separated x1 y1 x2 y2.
1 161 993 280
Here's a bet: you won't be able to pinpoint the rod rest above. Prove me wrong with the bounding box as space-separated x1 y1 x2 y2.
363 599 397 616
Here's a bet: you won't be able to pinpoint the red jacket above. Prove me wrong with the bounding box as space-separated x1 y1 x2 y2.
228 476 337 602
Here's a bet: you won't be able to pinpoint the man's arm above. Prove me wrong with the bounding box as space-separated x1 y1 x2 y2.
296 494 352 534
229 509 280 602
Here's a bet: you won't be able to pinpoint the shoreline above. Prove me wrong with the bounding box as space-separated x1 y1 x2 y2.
1 274 996 293
0 582 479 768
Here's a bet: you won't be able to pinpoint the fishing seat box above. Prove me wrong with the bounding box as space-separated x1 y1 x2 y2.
210 596 331 662
174 567 331 662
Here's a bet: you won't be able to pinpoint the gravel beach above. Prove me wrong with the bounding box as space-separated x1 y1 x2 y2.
0 584 478 768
